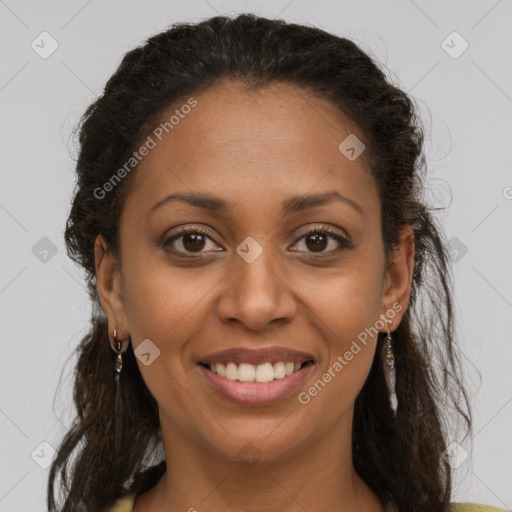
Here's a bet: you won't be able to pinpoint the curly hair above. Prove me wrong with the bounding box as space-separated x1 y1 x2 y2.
48 13 473 512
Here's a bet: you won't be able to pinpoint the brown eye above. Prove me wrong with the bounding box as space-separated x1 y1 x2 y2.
292 226 351 254
163 227 222 255
180 232 207 252
304 232 329 252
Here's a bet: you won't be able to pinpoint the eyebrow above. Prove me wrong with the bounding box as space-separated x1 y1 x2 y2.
148 190 363 218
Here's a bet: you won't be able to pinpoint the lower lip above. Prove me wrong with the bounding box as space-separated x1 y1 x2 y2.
198 363 314 407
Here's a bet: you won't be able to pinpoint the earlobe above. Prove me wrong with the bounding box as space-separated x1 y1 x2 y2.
94 234 129 339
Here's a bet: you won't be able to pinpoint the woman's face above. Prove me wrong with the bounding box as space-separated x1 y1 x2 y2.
96 80 413 463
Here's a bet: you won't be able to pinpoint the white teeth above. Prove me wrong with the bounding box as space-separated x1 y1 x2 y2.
273 361 286 379
225 362 238 380
255 362 274 383
216 363 226 378
208 361 308 383
285 362 294 376
238 363 256 382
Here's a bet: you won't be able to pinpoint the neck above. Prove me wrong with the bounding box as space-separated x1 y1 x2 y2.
133 410 384 512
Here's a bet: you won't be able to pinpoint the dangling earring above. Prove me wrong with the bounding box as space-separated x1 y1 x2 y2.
110 328 129 457
383 320 398 417
110 328 129 382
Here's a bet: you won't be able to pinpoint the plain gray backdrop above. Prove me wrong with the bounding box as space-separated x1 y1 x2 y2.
1 1 511 510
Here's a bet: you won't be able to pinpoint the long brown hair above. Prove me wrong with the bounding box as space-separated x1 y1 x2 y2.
48 13 473 512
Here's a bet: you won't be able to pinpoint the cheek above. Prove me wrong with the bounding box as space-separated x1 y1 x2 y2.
300 262 383 340
298 257 382 390
121 249 215 344
306 310 380 415
120 260 212 415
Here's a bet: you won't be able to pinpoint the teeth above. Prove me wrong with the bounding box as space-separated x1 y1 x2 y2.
216 363 226 378
274 361 286 379
256 362 277 383
208 361 308 383
238 363 256 382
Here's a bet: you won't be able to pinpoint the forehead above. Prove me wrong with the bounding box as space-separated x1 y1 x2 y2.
124 80 378 220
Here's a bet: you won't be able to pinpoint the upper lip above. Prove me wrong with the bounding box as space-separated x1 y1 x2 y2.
198 347 315 366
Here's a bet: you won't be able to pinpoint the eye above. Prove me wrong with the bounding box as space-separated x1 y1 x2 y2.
161 224 351 258
290 225 351 255
162 226 223 255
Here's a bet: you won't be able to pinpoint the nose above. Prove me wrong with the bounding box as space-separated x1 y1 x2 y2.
216 244 297 332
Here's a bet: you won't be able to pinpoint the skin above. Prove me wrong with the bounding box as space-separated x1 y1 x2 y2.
95 80 415 512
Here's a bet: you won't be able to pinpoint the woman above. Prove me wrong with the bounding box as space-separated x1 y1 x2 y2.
47 13 507 512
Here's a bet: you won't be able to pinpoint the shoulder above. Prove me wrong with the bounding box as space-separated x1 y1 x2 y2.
103 492 136 512
105 496 509 512
448 503 509 512
385 502 508 512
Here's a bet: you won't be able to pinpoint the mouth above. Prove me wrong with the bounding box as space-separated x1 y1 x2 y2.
197 359 315 407
197 360 315 383
196 346 316 406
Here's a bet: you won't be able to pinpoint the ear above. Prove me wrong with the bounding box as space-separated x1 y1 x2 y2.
379 225 415 331
94 234 129 341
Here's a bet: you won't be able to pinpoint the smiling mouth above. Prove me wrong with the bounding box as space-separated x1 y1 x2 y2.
198 360 314 384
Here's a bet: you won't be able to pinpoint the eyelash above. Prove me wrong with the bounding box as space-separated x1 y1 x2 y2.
162 224 351 257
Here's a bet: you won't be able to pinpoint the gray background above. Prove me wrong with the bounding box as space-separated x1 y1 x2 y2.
1 1 511 510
